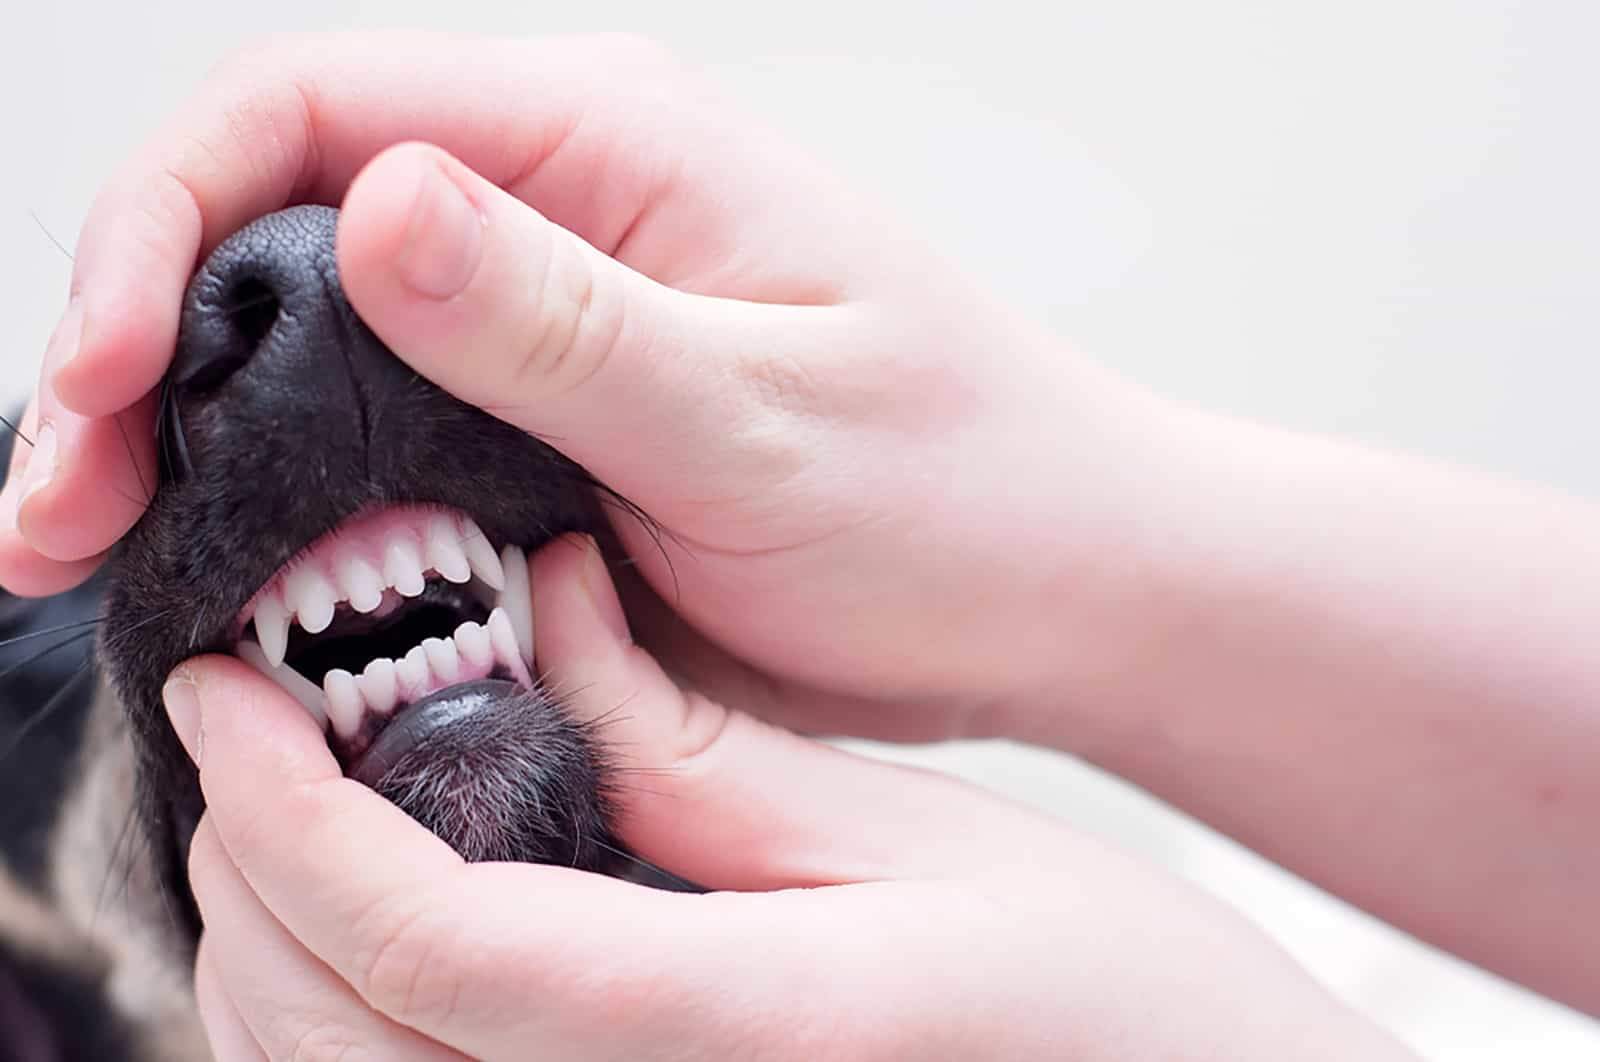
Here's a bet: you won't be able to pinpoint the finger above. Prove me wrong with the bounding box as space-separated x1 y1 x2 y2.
336 141 862 529
193 937 267 1062
528 534 1053 890
189 817 467 1061
0 379 141 596
12 392 156 564
162 653 974 1058
53 30 836 422
0 396 102 596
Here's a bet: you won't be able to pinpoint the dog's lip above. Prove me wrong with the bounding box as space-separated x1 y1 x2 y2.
345 678 520 785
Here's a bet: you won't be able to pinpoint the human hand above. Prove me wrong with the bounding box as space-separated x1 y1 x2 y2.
0 30 1176 748
166 535 1412 1061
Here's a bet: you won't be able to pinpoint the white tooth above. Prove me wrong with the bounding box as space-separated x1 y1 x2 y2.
487 607 531 684
396 645 430 699
236 639 327 728
286 566 338 634
357 658 399 717
496 545 534 665
340 552 385 613
455 620 492 672
423 637 460 685
426 514 472 584
323 668 364 740
252 591 291 669
383 534 426 598
459 518 505 591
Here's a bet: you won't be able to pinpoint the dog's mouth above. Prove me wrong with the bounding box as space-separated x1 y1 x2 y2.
228 503 537 776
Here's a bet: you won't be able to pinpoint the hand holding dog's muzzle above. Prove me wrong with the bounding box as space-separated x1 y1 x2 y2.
166 535 1410 1062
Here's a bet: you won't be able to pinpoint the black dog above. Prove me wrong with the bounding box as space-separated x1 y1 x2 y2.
1 206 677 1059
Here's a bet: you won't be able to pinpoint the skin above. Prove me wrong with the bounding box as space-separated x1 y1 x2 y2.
167 536 1416 1060
0 27 1595 1052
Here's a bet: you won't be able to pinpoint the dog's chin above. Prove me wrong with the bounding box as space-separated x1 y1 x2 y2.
348 679 616 865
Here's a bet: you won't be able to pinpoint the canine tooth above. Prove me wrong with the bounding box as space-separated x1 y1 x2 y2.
455 620 492 671
422 637 460 685
340 553 385 613
236 640 327 727
487 606 532 685
459 518 505 591
396 645 429 699
286 567 338 634
357 658 399 716
383 535 426 598
253 592 291 669
323 669 364 740
497 545 534 665
426 514 472 584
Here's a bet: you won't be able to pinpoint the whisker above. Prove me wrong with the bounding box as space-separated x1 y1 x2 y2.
0 630 94 686
28 210 73 262
90 801 143 938
591 838 702 892
0 660 90 763
114 411 152 505
0 412 33 448
0 616 106 651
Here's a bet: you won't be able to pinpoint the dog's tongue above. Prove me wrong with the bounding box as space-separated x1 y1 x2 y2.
346 678 517 788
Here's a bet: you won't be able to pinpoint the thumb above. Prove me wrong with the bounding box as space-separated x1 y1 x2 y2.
528 534 1052 889
335 141 851 511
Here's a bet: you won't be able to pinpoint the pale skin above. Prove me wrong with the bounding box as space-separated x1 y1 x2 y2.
0 28 1594 1057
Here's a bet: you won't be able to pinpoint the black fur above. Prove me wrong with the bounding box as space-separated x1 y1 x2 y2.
97 206 653 947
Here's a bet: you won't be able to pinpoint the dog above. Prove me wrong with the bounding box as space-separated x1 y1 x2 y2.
0 205 677 1059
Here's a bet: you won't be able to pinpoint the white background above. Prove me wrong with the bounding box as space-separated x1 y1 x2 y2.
2 2 1597 1056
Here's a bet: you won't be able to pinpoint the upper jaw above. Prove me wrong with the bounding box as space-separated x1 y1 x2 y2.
228 504 537 761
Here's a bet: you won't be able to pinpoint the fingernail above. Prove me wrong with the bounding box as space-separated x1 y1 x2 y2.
397 156 485 300
579 537 632 646
18 423 56 503
163 668 204 765
43 298 84 374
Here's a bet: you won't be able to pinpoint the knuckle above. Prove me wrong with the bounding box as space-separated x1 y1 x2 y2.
737 349 824 419
512 237 627 400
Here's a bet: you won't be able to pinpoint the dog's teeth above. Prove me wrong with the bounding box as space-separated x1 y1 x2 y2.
426 514 472 584
422 637 460 685
357 658 399 717
253 592 292 669
286 567 338 634
396 645 429 700
455 620 492 671
496 545 534 666
340 553 385 614
323 669 363 740
487 606 532 685
459 518 505 591
236 640 327 727
383 534 426 598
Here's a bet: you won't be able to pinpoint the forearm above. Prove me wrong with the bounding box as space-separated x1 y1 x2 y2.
1029 399 1600 1013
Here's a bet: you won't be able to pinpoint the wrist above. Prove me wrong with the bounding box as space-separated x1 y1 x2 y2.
958 348 1208 753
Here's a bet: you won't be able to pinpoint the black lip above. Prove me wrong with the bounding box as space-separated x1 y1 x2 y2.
346 678 520 786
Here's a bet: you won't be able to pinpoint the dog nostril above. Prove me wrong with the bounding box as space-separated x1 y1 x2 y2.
227 276 282 350
176 272 284 394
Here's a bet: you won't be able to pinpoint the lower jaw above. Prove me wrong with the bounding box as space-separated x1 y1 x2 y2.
345 678 520 785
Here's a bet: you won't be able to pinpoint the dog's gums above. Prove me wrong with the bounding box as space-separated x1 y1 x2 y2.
230 503 535 762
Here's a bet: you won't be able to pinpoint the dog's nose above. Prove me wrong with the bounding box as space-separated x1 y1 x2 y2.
171 205 354 397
